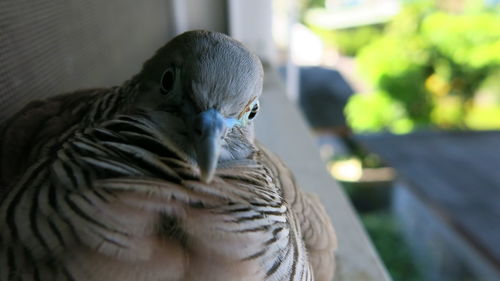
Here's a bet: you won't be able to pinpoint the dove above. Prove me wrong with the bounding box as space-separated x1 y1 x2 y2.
0 30 336 281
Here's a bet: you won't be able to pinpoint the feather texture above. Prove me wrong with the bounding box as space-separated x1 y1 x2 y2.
0 30 336 281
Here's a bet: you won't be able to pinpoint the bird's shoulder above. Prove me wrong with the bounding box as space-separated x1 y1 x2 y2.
0 88 108 188
254 141 337 281
253 141 297 200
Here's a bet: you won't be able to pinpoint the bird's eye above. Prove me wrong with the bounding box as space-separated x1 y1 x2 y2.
236 99 259 127
160 68 175 94
248 102 259 120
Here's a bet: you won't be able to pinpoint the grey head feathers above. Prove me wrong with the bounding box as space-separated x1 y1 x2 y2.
128 30 264 182
133 30 264 117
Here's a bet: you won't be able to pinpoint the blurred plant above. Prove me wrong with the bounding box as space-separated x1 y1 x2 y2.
309 25 384 56
298 0 326 22
345 91 415 133
362 211 423 281
345 1 500 132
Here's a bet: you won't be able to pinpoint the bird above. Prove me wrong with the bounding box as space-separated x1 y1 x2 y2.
0 30 336 281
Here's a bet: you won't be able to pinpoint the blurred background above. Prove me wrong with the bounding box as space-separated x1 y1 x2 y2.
277 0 500 281
1 0 499 280
275 0 500 280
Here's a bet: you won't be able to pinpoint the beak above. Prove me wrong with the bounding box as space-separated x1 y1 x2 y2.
192 109 225 183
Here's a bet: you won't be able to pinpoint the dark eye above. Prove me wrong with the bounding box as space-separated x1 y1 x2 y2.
160 68 175 94
248 102 259 120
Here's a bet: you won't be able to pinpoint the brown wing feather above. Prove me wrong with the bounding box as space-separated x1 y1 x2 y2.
256 142 337 281
0 89 105 188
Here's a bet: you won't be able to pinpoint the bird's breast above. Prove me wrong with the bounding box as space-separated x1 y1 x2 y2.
64 197 280 281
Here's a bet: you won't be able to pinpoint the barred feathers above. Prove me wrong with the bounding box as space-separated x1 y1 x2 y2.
1 30 336 281
0 89 335 281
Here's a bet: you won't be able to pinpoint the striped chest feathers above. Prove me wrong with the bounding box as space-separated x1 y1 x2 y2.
61 198 291 281
1 114 309 281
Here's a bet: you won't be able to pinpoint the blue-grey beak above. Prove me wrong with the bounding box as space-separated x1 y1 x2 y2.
192 109 225 183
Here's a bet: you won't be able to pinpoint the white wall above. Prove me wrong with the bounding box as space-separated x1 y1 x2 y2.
228 0 275 63
171 0 227 34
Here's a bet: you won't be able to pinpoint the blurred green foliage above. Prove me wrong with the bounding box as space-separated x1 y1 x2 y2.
361 211 423 281
299 0 326 22
338 175 423 280
345 91 415 133
342 2 500 132
310 25 384 56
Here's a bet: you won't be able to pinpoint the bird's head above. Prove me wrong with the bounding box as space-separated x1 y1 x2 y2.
130 30 264 183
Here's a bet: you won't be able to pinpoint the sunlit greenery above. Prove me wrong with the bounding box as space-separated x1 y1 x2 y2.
342 1 500 132
298 0 326 22
310 25 384 56
345 91 415 133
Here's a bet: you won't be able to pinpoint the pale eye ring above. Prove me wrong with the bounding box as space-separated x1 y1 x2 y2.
234 99 260 127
